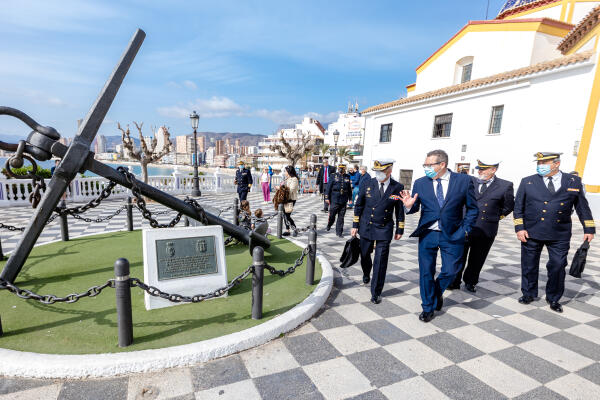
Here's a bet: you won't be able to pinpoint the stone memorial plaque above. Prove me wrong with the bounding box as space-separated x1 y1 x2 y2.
143 226 228 310
155 236 218 280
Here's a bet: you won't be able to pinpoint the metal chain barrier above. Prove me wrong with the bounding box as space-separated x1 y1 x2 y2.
130 265 253 303
264 246 310 277
117 166 209 228
55 180 118 216
0 278 115 305
217 205 233 217
67 205 127 223
0 222 25 232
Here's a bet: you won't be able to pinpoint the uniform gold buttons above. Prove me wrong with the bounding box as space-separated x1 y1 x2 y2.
541 217 545 221
560 203 564 206
542 210 546 213
483 210 486 213
484 203 488 206
544 201 548 204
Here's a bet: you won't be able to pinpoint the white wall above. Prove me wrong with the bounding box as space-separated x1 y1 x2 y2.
362 60 595 189
415 29 564 94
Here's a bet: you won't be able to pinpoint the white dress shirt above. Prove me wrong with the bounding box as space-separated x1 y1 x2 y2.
545 171 562 191
377 176 391 195
478 176 494 193
429 169 451 231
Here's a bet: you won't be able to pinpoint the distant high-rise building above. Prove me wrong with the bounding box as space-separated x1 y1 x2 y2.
215 139 225 155
95 135 107 153
197 135 206 153
176 135 189 154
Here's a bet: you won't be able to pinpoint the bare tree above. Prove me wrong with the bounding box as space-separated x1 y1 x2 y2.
118 122 173 184
269 130 316 167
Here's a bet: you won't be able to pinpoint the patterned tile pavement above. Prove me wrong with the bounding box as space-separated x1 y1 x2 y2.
1 191 600 399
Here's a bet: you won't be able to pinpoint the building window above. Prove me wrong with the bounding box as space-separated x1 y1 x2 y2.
432 114 453 138
488 105 504 134
461 63 472 83
379 123 392 143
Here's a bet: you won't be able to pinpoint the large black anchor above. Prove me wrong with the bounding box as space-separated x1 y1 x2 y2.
0 29 270 283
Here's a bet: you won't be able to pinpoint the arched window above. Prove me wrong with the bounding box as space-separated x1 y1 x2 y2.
455 56 474 84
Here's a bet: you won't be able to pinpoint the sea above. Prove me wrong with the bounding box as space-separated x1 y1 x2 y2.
0 157 179 177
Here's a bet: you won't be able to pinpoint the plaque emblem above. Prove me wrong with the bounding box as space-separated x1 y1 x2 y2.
196 239 207 253
166 242 175 257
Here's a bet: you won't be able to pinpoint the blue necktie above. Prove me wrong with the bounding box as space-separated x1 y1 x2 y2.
436 178 445 208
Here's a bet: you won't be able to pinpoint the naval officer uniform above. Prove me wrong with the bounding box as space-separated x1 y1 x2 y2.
514 152 595 312
450 159 515 292
325 163 352 237
352 159 404 304
234 161 253 201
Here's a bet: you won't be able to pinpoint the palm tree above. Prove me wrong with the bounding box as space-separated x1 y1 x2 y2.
319 143 330 162
337 146 354 165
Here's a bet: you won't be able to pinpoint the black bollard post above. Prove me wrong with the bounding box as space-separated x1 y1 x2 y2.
0 235 4 261
126 197 133 231
184 216 190 227
277 204 284 239
233 198 240 226
114 258 133 347
0 315 3 337
307 214 317 286
251 246 264 320
59 200 69 241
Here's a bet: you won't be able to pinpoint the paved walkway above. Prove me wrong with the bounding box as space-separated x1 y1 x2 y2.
1 192 600 399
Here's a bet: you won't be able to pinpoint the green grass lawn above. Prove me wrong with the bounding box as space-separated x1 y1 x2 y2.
0 231 321 354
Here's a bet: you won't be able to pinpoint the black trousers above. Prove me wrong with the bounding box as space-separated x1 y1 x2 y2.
360 237 391 298
452 231 495 286
521 238 570 302
327 202 346 235
283 200 296 230
238 190 248 201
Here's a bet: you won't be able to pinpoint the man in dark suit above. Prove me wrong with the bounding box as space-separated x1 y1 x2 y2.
316 159 334 212
234 161 253 201
352 159 404 304
449 159 515 292
400 150 478 322
325 163 352 237
514 152 595 313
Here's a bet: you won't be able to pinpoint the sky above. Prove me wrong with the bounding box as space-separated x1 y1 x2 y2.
0 0 508 140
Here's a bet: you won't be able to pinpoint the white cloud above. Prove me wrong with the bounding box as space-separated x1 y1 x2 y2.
0 87 67 108
183 80 197 90
158 96 341 125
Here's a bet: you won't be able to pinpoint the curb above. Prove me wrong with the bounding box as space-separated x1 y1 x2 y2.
0 231 333 378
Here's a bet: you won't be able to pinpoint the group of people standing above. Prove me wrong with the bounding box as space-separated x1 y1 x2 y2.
351 150 595 323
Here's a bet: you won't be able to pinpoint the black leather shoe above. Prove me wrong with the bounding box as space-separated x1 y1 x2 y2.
282 231 290 237
435 295 444 311
362 275 370 284
518 295 534 304
465 283 477 293
370 296 382 304
337 233 344 238
326 225 331 231
547 299 563 313
447 283 460 290
419 311 434 322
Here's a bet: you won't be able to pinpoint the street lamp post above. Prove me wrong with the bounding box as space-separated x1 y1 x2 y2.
190 110 201 197
332 129 340 167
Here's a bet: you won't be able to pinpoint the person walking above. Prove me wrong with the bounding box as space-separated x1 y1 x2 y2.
348 164 360 208
400 149 478 322
279 165 299 236
357 165 371 190
260 167 271 203
325 163 352 237
234 161 253 201
514 152 595 313
449 159 515 292
352 159 404 304
316 159 334 212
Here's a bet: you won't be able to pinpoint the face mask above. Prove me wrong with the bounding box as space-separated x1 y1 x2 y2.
238 165 244 170
424 167 437 179
375 171 387 182
537 165 551 176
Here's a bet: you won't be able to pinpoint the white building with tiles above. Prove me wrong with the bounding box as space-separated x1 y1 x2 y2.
360 0 600 215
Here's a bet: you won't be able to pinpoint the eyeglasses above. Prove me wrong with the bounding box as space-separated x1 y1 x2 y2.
422 162 442 168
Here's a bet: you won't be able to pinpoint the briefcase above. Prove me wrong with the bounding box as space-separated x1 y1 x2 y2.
569 240 590 278
339 236 360 269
